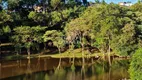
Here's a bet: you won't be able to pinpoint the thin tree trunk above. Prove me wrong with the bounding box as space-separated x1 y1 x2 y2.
27 48 30 57
57 47 61 69
108 39 111 66
82 43 85 65
81 36 85 72
79 35 85 68
69 44 72 63
59 47 61 63
71 42 75 65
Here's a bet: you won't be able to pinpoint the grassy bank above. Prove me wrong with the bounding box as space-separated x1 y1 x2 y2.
1 48 128 61
40 49 102 58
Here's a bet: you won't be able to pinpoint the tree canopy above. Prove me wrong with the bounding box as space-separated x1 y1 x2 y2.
1 1 142 57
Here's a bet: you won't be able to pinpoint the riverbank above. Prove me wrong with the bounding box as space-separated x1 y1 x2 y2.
1 48 130 61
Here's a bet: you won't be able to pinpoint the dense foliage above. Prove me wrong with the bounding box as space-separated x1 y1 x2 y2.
129 48 142 80
0 0 142 57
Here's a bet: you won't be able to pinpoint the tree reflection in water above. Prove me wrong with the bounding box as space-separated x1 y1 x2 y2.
24 58 32 80
0 63 1 78
0 58 130 80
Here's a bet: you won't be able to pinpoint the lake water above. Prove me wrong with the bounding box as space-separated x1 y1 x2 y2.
0 57 130 80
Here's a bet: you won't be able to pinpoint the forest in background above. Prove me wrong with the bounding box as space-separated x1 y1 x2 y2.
0 0 142 57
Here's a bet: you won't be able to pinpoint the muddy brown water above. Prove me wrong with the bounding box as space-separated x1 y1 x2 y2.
0 57 130 80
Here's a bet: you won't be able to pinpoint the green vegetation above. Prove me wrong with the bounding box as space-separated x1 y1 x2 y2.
129 48 142 80
0 1 142 62
40 49 101 58
2 0 142 79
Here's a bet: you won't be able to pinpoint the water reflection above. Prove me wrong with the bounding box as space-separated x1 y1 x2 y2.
0 58 129 80
0 63 1 78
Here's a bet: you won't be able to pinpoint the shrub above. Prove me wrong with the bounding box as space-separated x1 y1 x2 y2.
129 48 142 80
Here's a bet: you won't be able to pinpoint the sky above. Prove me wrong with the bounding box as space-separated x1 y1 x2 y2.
88 0 138 4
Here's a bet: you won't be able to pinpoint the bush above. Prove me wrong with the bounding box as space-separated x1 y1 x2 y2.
129 48 142 80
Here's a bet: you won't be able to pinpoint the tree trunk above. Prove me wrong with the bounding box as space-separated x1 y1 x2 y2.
57 47 62 69
27 48 30 57
69 44 72 63
71 42 75 65
59 49 61 63
82 43 85 65
108 39 111 66
81 36 85 68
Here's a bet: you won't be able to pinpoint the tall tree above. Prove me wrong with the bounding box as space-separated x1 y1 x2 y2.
43 30 65 68
12 26 46 56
